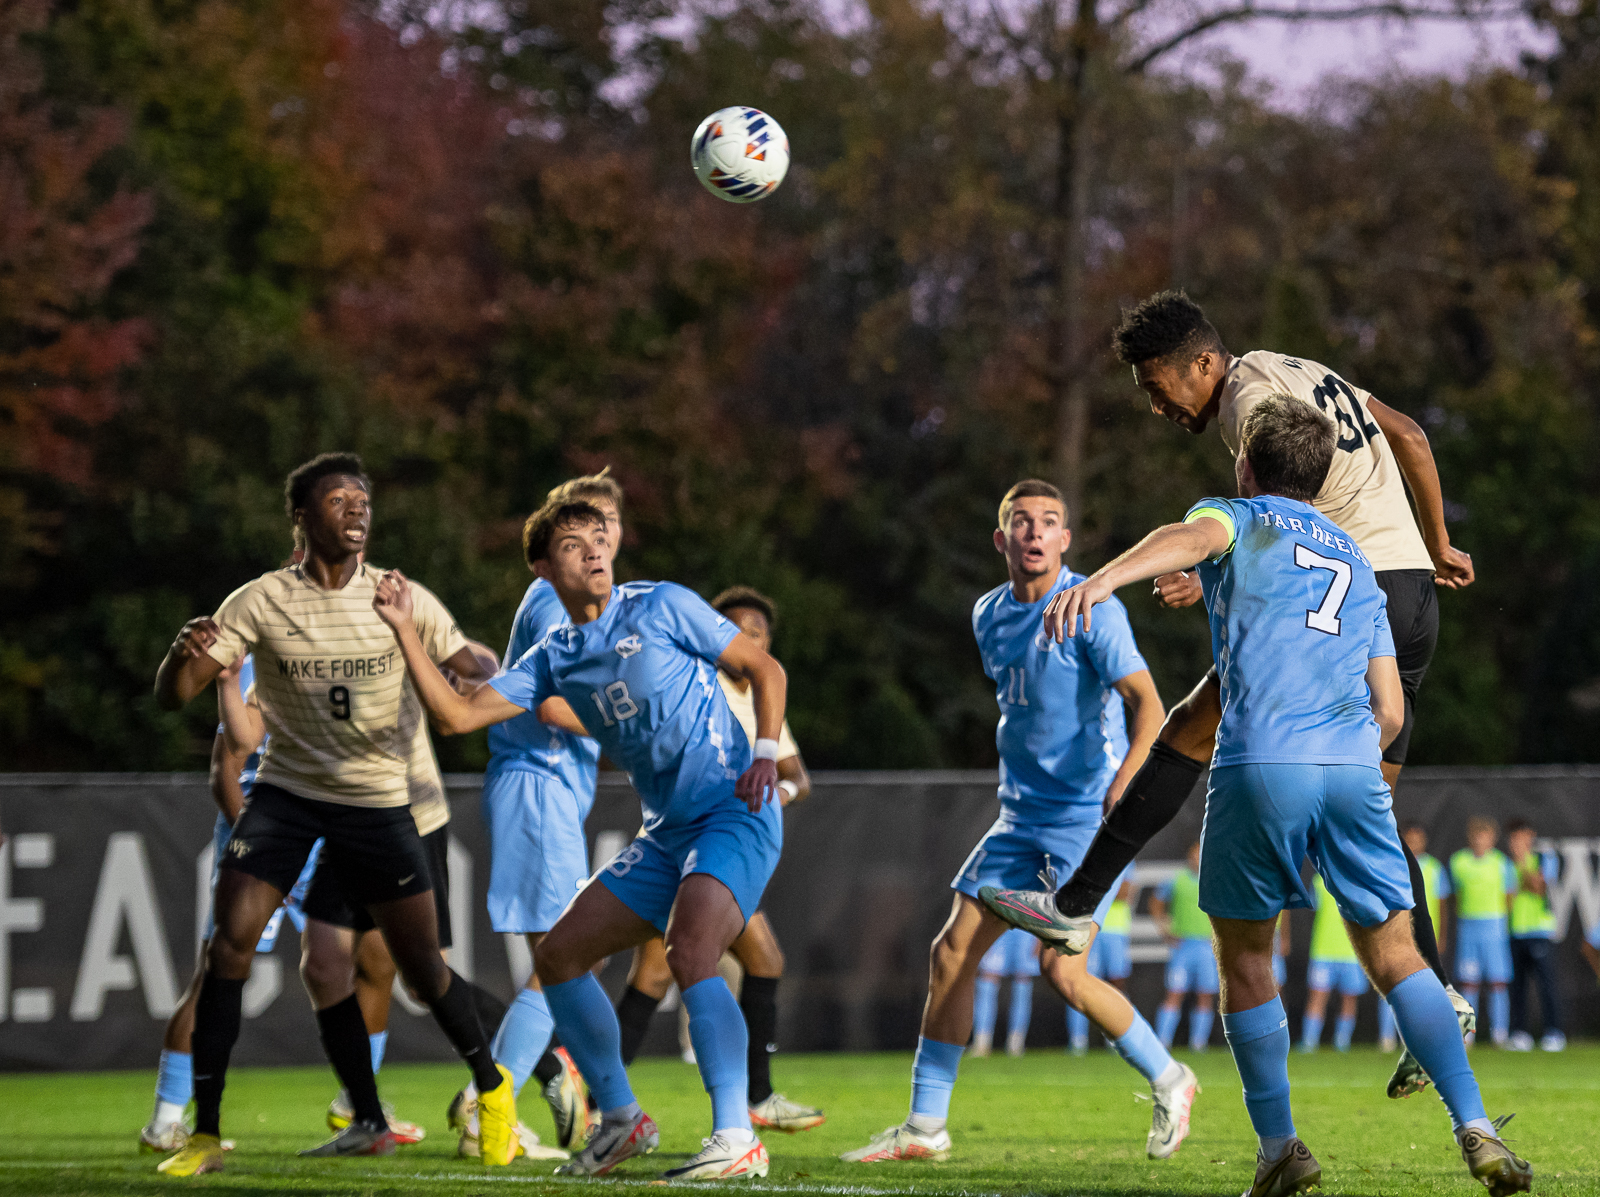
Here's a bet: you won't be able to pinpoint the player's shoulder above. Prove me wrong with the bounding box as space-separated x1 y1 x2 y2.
218 566 298 607
515 576 567 623
971 580 1012 626
624 579 717 616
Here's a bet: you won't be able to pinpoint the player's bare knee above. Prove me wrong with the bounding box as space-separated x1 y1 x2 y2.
663 935 722 990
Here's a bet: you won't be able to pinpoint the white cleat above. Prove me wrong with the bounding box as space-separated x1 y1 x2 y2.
659 1133 770 1180
749 1092 825 1133
139 1120 189 1154
554 1110 659 1176
1005 1031 1027 1058
977 886 1096 955
840 1123 952 1163
1147 1062 1200 1159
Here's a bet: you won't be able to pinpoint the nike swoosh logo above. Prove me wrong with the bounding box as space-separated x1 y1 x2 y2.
995 897 1048 922
285 628 303 636
398 874 415 885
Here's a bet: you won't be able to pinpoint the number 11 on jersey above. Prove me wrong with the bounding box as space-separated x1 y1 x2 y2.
1003 666 1028 706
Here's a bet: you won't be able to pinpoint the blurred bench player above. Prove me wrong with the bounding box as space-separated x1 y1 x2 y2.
1149 843 1216 1051
972 929 1039 1057
842 481 1197 1166
1067 865 1134 1054
1300 874 1368 1053
1033 397 1529 1196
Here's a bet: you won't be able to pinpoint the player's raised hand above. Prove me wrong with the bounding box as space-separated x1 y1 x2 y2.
372 569 414 629
1043 575 1116 641
1431 544 1475 590
172 617 220 660
1153 570 1202 609
735 758 780 813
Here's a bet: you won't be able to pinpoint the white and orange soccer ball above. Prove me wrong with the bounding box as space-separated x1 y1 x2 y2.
691 107 790 203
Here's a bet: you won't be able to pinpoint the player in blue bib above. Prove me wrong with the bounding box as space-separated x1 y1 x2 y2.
843 481 1197 1166
373 498 788 1182
1030 399 1530 1197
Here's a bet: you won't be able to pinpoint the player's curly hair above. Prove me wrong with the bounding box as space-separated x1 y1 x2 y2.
547 466 625 515
712 586 777 629
523 499 608 567
284 452 370 518
1112 290 1226 367
1240 397 1334 502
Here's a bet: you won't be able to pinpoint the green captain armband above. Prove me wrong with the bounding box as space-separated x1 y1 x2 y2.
1184 505 1236 556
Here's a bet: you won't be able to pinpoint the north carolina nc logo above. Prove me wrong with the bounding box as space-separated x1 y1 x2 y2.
615 635 643 658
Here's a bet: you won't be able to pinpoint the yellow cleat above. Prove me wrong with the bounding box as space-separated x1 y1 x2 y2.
157 1132 224 1177
476 1065 519 1167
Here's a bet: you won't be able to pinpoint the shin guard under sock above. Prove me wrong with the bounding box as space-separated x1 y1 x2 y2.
317 994 384 1124
428 968 503 1093
192 975 246 1138
739 975 779 1106
616 985 663 1067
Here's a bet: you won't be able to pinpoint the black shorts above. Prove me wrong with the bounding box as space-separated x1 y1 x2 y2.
1374 569 1438 766
302 824 452 947
220 782 432 909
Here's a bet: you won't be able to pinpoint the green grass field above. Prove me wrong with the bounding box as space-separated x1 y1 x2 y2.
1 1046 1593 1196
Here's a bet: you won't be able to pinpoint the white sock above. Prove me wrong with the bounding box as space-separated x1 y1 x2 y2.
906 1113 946 1135
1151 1060 1185 1090
462 1081 479 1103
152 1100 186 1127
1259 1134 1296 1162
716 1127 755 1144
603 1102 642 1124
1458 1118 1496 1139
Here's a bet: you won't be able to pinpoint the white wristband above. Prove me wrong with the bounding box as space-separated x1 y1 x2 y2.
778 780 799 801
753 738 780 761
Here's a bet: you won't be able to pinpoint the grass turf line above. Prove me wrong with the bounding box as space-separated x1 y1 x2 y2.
0 1046 1593 1196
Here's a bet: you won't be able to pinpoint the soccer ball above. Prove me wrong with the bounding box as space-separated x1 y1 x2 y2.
691 107 790 203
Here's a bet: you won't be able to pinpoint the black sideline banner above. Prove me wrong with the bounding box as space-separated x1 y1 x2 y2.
1 768 1596 1071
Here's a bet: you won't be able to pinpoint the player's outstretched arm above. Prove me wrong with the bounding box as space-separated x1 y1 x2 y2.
1367 399 1474 590
373 570 527 735
208 731 249 825
154 618 227 710
719 633 787 812
537 698 590 736
1045 519 1230 641
1366 655 1404 751
1102 669 1164 814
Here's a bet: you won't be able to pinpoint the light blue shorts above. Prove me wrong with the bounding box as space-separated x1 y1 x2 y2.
953 813 1119 927
597 807 782 934
1456 917 1512 985
1088 930 1132 981
203 813 319 950
1165 937 1219 995
980 928 1041 977
1200 764 1413 926
482 767 593 934
1308 959 1369 996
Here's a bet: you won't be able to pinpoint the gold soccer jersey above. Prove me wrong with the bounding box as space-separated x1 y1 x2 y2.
1219 351 1434 573
206 564 467 808
716 670 799 760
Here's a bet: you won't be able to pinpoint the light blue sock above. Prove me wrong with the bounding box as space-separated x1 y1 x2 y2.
1156 1005 1181 1047
1386 970 1488 1130
369 1031 388 1075
1189 1008 1214 1051
682 978 750 1133
909 1037 964 1121
1300 1013 1324 1051
1110 1012 1174 1083
155 1050 193 1106
1007 979 1034 1041
1378 1000 1396 1042
1334 1015 1355 1051
972 978 1000 1040
1489 987 1509 1041
493 988 555 1096
544 973 636 1111
1067 1005 1090 1048
1222 997 1295 1141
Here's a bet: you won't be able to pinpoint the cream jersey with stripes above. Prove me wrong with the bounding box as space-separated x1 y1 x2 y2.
207 564 467 809
1219 351 1434 572
717 671 799 760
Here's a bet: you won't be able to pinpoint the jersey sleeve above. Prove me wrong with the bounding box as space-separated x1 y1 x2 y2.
504 582 566 667
1183 497 1240 560
1369 591 1396 659
407 580 471 665
487 642 553 715
206 579 266 666
654 584 741 662
1081 594 1148 686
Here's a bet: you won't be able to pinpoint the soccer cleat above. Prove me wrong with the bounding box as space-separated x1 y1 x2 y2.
326 1089 425 1144
477 1065 519 1167
1005 1030 1027 1057
297 1119 399 1157
1388 984 1478 1099
140 1121 190 1154
840 1123 952 1163
1147 1062 1200 1160
157 1132 224 1177
1505 1031 1534 1053
1539 1030 1566 1052
543 1047 593 1149
1459 1120 1532 1195
660 1133 770 1180
555 1109 660 1176
977 886 1096 955
749 1092 825 1133
1242 1138 1321 1197
454 1112 567 1160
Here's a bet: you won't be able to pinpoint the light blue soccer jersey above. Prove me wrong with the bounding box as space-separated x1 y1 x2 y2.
972 566 1147 823
486 578 602 803
1187 495 1395 767
489 582 754 832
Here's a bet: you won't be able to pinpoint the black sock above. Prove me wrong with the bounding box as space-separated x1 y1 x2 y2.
1401 838 1449 984
472 981 510 1038
1056 741 1204 917
427 968 503 1093
532 1046 563 1088
192 975 246 1138
739 975 779 1105
615 985 662 1067
317 994 384 1125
